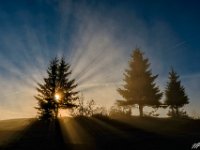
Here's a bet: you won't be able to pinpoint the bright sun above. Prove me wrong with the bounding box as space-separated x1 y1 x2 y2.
55 94 60 101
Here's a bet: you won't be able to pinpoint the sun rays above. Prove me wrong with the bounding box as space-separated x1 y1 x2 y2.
0 0 200 120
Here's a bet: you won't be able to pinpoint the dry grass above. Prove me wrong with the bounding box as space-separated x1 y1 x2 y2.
0 118 34 146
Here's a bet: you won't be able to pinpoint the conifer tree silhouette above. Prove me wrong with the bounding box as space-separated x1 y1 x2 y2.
117 48 162 117
35 57 78 120
165 68 189 117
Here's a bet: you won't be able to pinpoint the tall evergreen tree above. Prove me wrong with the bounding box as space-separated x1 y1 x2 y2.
56 58 79 110
35 57 79 120
165 68 189 117
35 58 58 119
117 48 162 117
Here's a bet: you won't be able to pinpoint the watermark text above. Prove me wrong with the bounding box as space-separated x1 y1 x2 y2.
192 142 200 149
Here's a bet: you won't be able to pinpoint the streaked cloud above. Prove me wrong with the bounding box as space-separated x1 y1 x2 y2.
0 0 199 119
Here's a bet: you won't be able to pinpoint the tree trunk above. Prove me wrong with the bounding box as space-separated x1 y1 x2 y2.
55 107 58 119
171 107 175 117
175 107 179 117
139 105 143 117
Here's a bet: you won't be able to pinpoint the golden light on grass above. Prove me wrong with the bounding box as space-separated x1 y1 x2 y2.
59 118 94 145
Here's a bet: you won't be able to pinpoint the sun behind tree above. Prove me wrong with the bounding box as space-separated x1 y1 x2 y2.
117 48 163 117
34 57 79 120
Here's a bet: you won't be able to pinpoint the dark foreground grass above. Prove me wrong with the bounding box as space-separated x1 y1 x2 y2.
0 118 34 146
0 116 200 150
1 119 66 150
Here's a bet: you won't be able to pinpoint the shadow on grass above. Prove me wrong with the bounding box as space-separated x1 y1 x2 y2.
71 116 199 150
1 119 66 150
0 118 34 147
92 115 200 150
1 116 200 150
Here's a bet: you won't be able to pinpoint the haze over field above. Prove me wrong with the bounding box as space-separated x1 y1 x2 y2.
0 0 200 120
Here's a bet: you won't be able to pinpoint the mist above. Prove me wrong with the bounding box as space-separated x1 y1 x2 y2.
0 0 199 120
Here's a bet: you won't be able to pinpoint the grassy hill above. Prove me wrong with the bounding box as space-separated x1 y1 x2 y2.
0 116 200 150
0 118 34 146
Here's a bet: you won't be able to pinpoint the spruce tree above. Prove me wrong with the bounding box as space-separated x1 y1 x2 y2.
35 57 78 120
35 57 58 119
117 48 162 117
165 68 189 117
56 58 79 110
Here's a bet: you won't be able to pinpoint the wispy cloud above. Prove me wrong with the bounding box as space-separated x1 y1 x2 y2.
0 0 199 119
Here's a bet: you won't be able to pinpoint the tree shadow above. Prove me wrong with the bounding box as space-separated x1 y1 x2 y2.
1 119 67 150
0 118 34 147
1 117 199 150
74 116 198 150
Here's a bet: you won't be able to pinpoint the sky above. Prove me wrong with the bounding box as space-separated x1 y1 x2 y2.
0 0 200 119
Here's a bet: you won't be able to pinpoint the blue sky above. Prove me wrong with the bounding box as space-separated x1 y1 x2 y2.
0 0 200 119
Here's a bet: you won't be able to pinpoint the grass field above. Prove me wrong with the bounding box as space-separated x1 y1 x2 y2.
0 118 34 146
0 116 200 150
